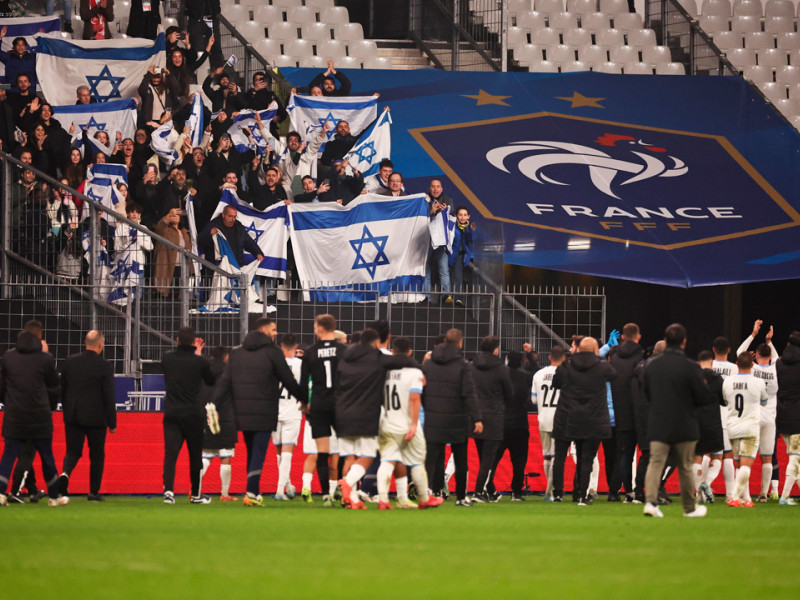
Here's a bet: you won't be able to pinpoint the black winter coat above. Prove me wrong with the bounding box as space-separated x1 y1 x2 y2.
644 347 716 444
0 332 60 439
471 352 513 441
421 343 481 444
60 349 116 429
200 356 237 448
609 340 644 431
213 331 303 432
553 352 616 441
776 344 800 435
696 368 724 455
162 345 215 418
630 358 650 447
507 366 533 430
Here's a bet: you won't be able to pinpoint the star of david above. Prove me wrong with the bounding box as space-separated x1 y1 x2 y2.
86 66 125 102
111 258 137 283
318 112 342 140
349 225 389 279
353 141 377 164
245 221 263 242
86 186 104 201
80 116 107 131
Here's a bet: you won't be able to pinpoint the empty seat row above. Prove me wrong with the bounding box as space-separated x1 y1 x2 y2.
270 55 390 70
221 0 336 10
699 14 799 35
727 46 800 67
713 30 800 50
527 59 686 73
744 66 800 86
511 26 658 48
223 5 350 27
509 0 635 17
515 10 644 32
701 0 798 18
515 42 671 64
235 20 364 43
252 38 377 60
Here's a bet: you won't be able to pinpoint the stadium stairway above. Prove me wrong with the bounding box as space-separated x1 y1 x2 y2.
375 40 435 69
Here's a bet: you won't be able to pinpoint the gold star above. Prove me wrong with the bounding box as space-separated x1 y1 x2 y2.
556 92 605 108
462 90 511 106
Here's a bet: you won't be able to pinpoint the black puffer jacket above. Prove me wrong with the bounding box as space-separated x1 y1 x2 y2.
422 343 481 444
201 356 237 449
471 352 513 441
214 331 303 432
776 344 800 435
696 368 724 455
507 366 533 430
553 352 616 441
630 358 649 447
0 332 60 439
609 340 644 432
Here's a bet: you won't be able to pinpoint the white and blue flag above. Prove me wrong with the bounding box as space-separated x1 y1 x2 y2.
289 193 429 301
150 120 180 165
35 33 166 105
287 93 378 154
188 92 205 148
429 204 456 253
87 163 128 186
344 108 392 177
0 16 61 85
83 178 126 225
209 190 290 279
106 245 143 306
226 104 278 155
81 228 116 302
193 232 261 314
55 99 137 157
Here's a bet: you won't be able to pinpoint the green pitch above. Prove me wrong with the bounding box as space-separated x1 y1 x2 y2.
2 496 797 598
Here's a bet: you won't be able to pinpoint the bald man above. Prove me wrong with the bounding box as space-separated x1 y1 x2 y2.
57 330 117 501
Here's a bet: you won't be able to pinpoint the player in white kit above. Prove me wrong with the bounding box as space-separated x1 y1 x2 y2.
531 345 565 501
376 337 443 510
707 336 738 500
723 352 768 507
273 334 304 500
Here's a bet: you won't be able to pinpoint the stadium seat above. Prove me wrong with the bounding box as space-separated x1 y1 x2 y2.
655 61 686 74
581 12 611 31
712 30 744 49
599 0 629 15
764 16 795 35
765 0 795 17
561 60 590 71
594 60 623 72
318 39 347 60
254 5 284 24
287 6 318 25
338 56 361 69
677 0 699 16
760 81 788 100
273 0 304 8
534 0 565 15
302 22 333 42
319 6 350 25
547 44 576 63
731 15 762 34
596 28 625 47
567 0 596 15
791 48 800 65
642 45 672 63
789 114 800 128
285 38 314 59
701 0 732 16
348 40 378 60
237 20 266 41
515 43 546 64
789 82 800 98
728 47 757 66
299 55 327 68
742 64 773 82
732 0 763 16
268 21 300 40
773 97 800 117
578 44 609 64
508 26 529 47
305 0 335 7
530 59 560 71
115 0 131 19
509 0 535 18
777 64 800 84
627 28 657 47
778 32 800 50
253 38 282 59
334 22 364 42
362 56 392 69
550 12 579 30
272 54 297 67
624 61 655 74
531 26 561 45
759 48 790 67
162 17 178 30
610 44 639 62
744 31 775 50
613 12 644 31
225 5 250 27
520 11 547 31
563 28 592 46
698 15 730 34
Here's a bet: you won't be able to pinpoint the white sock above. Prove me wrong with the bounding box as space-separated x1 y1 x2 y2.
771 477 779 495
723 458 735 499
693 463 704 492
377 462 394 503
277 452 292 494
220 464 231 496
199 458 211 496
706 457 722 484
444 454 455 483
543 458 553 497
302 472 313 491
701 454 710 474
395 476 409 502
781 455 799 500
410 465 429 503
328 480 338 496
760 462 773 496
589 455 600 492
346 465 366 504
734 465 751 500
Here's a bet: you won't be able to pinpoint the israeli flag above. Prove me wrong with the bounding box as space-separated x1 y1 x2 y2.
226 104 278 155
188 93 205 148
0 16 61 85
209 190 289 279
81 229 116 302
83 178 126 226
289 193 429 301
55 99 137 156
193 232 261 314
106 245 143 306
344 108 392 178
287 93 378 154
87 162 128 186
150 120 180 165
35 33 166 105
429 205 456 253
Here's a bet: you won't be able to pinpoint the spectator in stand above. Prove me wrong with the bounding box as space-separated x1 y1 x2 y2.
206 133 246 186
80 0 114 40
198 204 263 269
317 159 364 205
153 208 193 297
111 137 144 183
0 30 36 93
247 161 288 210
202 67 247 113
7 73 37 128
449 206 475 306
0 88 15 153
168 43 212 102
138 66 182 129
45 0 74 32
64 148 86 189
320 120 362 169
75 85 96 106
292 175 330 203
115 201 153 271
181 147 216 231
133 128 154 162
20 124 56 178
378 172 406 197
245 71 287 137
126 0 160 40
185 0 224 70
424 178 452 303
165 26 183 56
156 165 195 225
309 61 352 97
364 158 395 194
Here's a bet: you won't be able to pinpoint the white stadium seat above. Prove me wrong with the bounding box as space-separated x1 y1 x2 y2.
547 44 576 63
759 47 790 67
655 62 686 74
578 44 609 64
272 54 297 67
302 22 333 42
238 20 266 42
268 21 299 41
625 61 655 74
530 59 560 71
728 47 757 66
520 11 547 31
613 12 644 31
764 16 795 35
508 26 529 48
284 39 314 58
273 0 304 9
305 0 335 7
698 15 730 34
550 12 579 30
744 31 775 50
254 38 282 59
594 61 623 72
561 60 590 72
776 65 800 84
531 26 561 46
287 6 318 25
338 56 361 69
610 45 639 62
789 82 800 98
701 0 732 16
509 0 535 17
348 40 378 60
765 0 795 17
224 5 250 27
567 0 597 16
318 39 348 60
599 0 629 15
778 33 800 51
534 0 565 15
627 28 657 47
254 6 284 24
759 81 787 100
732 0 763 17
334 22 364 42
642 45 672 63
563 28 592 47
515 43 546 64
712 30 743 50
790 114 800 128
742 64 773 83
362 56 392 69
299 55 327 68
581 12 611 31
320 6 350 25
678 0 699 16
774 98 800 118
731 15 762 34
791 48 800 65
596 28 625 47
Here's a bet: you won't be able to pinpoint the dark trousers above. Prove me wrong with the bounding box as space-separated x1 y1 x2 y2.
62 424 107 495
187 17 224 70
163 413 204 497
575 439 601 501
0 437 60 498
473 438 502 495
242 430 272 496
601 429 617 494
552 438 572 498
426 441 469 500
635 446 650 498
614 429 637 495
11 440 38 495
491 428 529 495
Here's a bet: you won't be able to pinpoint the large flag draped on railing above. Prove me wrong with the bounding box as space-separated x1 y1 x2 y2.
193 232 261 314
289 193 429 301
54 99 138 157
286 93 378 154
0 16 61 85
344 108 392 177
35 33 166 105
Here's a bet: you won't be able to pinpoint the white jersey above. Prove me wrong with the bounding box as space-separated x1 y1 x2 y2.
278 356 303 422
712 359 737 379
751 363 778 423
724 373 768 439
380 367 424 435
532 365 560 433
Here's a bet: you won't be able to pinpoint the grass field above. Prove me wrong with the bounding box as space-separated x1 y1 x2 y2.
2 494 797 599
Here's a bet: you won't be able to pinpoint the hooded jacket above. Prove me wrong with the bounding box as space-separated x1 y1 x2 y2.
776 344 800 435
213 331 303 432
0 332 60 439
609 340 644 432
421 343 481 444
471 352 514 440
553 351 616 441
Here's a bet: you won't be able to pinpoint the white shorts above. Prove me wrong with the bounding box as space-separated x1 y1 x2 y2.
302 419 339 455
202 448 234 459
273 419 301 447
540 430 554 457
784 433 800 456
731 436 759 460
338 435 378 458
379 428 426 466
759 421 776 456
722 426 731 453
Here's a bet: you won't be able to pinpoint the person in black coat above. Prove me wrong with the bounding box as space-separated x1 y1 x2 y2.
317 159 364 205
126 0 161 39
0 320 64 506
185 0 224 70
552 336 616 505
630 340 664 502
320 121 364 169
422 328 483 505
775 331 800 502
309 62 352 97
211 318 303 505
643 323 716 518
202 68 248 113
470 336 514 503
694 349 725 504
198 204 263 267
161 327 216 504
57 330 116 501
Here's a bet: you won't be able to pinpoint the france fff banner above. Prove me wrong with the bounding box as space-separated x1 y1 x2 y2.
289 193 429 301
0 17 61 85
344 107 392 177
35 33 166 105
280 67 800 287
286 93 378 155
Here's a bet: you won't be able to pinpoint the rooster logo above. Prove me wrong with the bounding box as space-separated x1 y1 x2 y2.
486 134 688 200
